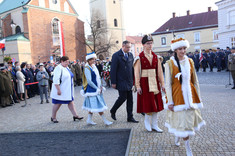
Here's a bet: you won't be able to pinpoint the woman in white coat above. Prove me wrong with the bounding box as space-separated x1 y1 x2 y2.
50 56 83 123
16 66 25 101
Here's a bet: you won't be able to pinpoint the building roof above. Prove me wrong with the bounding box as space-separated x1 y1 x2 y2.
126 36 142 44
0 0 78 15
152 10 218 35
4 33 29 42
0 0 31 14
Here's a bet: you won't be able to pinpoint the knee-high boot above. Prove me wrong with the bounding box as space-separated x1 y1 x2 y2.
144 114 152 131
185 140 193 156
87 113 97 125
101 114 113 125
151 113 163 132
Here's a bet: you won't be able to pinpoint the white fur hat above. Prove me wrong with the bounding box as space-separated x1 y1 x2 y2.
86 52 97 61
171 38 190 51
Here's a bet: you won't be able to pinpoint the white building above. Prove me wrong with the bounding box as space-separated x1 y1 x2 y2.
216 0 235 48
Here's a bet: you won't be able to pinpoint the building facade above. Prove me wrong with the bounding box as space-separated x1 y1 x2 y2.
126 36 143 57
216 0 235 49
89 0 126 58
152 8 219 53
0 0 86 64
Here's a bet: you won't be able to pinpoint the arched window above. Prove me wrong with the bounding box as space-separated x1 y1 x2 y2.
15 26 21 34
97 20 101 28
51 18 60 46
114 19 118 27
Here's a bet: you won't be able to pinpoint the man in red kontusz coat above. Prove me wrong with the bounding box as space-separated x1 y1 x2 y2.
134 34 165 132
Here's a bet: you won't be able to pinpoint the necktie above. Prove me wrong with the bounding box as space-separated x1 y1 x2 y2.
125 53 128 60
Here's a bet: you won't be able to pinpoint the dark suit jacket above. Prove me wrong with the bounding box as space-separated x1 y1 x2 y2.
110 49 134 91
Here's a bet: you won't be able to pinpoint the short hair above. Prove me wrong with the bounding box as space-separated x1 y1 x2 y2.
60 56 69 62
122 40 130 46
20 62 26 69
15 66 21 71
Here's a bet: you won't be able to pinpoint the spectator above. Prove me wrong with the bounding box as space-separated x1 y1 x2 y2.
36 63 49 104
16 66 26 101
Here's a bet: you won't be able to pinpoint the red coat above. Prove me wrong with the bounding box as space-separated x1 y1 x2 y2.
137 52 164 113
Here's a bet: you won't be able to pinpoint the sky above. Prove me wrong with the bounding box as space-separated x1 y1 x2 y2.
70 0 219 36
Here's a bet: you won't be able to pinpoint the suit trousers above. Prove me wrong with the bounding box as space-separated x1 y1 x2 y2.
111 90 133 119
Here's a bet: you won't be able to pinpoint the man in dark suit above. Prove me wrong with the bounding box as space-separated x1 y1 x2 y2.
194 50 200 72
110 40 139 123
201 49 208 72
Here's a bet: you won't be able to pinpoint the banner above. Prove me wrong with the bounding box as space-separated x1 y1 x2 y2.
0 39 5 51
199 49 203 63
58 21 65 57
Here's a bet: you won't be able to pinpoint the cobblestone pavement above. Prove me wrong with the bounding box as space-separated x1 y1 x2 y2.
0 70 234 156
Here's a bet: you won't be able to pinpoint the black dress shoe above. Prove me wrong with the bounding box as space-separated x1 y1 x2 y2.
127 118 139 123
111 112 116 120
232 86 235 89
73 116 84 121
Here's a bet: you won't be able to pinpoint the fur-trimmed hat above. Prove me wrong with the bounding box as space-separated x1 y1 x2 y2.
86 52 97 61
171 38 190 51
142 34 153 45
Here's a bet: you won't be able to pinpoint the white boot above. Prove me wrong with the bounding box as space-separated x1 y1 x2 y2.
101 114 113 125
175 136 180 146
144 114 152 131
185 140 193 156
151 113 163 132
87 113 97 125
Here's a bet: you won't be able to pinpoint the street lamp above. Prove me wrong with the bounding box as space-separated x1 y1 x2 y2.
10 20 16 28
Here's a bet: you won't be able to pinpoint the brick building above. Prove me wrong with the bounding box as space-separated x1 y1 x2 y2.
0 0 86 64
126 36 143 57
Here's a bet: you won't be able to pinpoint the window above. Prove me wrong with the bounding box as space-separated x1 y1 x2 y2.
97 20 101 28
161 37 166 45
194 32 200 43
213 31 218 41
52 18 60 46
52 0 57 4
229 10 235 25
39 0 45 7
64 2 69 13
176 34 185 39
231 37 235 47
0 20 2 38
114 19 118 27
15 26 21 34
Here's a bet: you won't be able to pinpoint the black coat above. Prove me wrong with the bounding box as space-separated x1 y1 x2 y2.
110 49 134 91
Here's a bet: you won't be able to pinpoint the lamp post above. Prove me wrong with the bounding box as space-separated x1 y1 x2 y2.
10 20 16 28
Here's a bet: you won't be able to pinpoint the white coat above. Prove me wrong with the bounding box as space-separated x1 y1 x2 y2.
16 71 25 94
50 64 74 101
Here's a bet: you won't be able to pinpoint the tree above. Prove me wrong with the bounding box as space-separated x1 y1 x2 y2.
76 10 118 59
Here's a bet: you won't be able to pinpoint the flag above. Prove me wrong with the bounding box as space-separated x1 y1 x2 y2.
199 49 203 63
58 21 65 57
0 39 5 51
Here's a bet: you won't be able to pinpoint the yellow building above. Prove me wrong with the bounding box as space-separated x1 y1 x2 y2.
152 8 219 53
89 0 126 58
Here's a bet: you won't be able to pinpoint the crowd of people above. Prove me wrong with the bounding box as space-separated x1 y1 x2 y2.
1 34 235 155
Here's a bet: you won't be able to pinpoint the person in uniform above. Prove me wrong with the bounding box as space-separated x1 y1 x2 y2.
215 48 224 72
225 47 231 71
133 34 165 132
164 38 205 156
208 49 215 72
201 49 208 72
0 64 13 107
193 50 200 72
228 47 235 89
